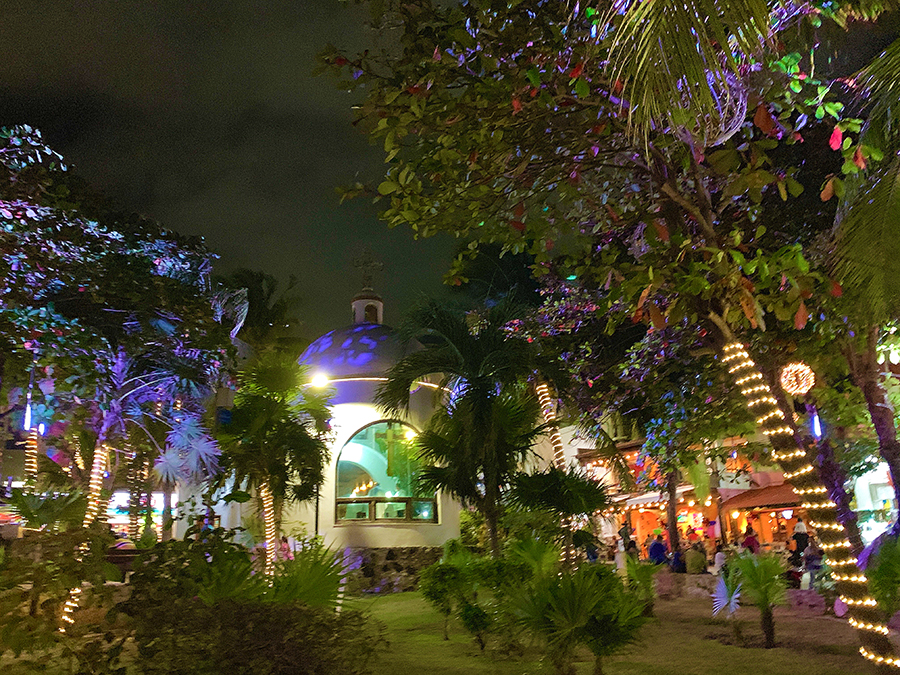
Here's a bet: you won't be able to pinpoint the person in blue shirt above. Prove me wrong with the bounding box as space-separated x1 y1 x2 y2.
648 534 668 564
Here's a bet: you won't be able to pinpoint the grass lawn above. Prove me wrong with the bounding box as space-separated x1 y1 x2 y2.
362 591 874 675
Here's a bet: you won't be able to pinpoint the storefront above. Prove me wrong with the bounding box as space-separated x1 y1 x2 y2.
720 483 801 551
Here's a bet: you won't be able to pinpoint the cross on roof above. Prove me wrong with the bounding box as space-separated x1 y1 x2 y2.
352 249 384 289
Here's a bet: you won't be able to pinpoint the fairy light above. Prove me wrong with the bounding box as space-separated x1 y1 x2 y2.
795 486 828 495
826 557 858 567
821 540 852 550
83 444 110 527
840 596 878 607
536 381 566 469
780 362 816 396
771 449 806 461
800 500 837 510
860 647 900 668
783 465 815 479
24 426 39 482
59 586 82 632
834 573 868 583
260 482 277 576
809 520 844 531
848 618 889 635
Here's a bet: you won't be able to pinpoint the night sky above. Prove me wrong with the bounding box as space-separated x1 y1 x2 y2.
0 1 453 339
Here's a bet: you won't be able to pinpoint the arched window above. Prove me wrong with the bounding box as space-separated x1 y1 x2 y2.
335 420 437 523
364 303 378 323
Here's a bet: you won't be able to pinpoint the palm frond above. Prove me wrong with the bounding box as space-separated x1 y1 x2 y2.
732 552 786 609
712 566 742 617
833 154 900 322
509 466 609 519
604 0 770 143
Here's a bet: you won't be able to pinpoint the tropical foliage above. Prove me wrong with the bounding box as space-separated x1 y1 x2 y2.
217 350 331 571
732 552 788 649
377 298 547 555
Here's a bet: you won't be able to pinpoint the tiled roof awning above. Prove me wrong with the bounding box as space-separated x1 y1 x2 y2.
720 483 799 510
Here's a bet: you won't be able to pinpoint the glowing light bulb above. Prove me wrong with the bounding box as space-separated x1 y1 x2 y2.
311 373 329 388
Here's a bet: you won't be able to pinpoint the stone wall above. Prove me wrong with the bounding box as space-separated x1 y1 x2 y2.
343 546 443 594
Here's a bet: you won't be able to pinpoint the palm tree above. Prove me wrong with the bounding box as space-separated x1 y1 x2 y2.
416 389 547 556
376 298 545 556
218 351 330 574
732 552 787 649
509 465 610 564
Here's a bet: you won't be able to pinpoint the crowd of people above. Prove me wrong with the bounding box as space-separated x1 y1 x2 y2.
596 517 824 582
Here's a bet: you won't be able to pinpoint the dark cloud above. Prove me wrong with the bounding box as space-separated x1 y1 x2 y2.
0 0 452 337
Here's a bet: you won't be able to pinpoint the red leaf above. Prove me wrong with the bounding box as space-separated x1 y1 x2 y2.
820 177 834 202
792 132 804 142
530 87 538 98
853 146 867 170
753 105 777 137
648 303 666 330
830 279 843 297
605 204 620 222
829 126 843 151
794 301 809 330
612 79 624 94
512 98 522 114
569 62 583 79
545 239 554 251
509 220 526 232
651 220 670 242
432 46 441 61
513 201 525 218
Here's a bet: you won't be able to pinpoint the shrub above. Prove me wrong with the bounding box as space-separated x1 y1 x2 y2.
121 526 384 674
508 564 647 675
732 552 786 648
127 598 384 675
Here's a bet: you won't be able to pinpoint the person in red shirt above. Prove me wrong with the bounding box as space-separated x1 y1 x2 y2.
742 527 760 554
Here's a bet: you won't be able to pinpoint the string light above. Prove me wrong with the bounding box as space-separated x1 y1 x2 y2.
59 586 82 632
783 465 815 479
840 596 878 607
780 362 816 396
260 482 277 576
536 382 566 469
800 501 837 510
83 444 110 527
820 540 852 550
825 557 858 567
771 449 806 461
833 573 868 583
24 426 39 481
809 520 844 531
860 647 900 668
848 618 889 635
795 486 827 495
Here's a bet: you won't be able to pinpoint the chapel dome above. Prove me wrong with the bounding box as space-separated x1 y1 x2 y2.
298 323 415 379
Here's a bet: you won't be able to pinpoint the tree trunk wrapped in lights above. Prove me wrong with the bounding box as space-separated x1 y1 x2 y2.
83 443 110 528
723 342 897 668
535 381 566 470
260 481 278 576
24 426 39 484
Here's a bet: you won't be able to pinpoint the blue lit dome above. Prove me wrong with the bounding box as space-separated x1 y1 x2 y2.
298 323 416 379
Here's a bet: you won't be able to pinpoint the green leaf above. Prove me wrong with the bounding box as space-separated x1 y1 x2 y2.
377 181 399 195
574 77 590 99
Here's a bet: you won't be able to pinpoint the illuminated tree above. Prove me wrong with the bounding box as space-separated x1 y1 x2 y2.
218 351 331 574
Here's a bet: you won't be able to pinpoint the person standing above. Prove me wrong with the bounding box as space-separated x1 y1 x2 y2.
742 527 760 554
792 518 809 557
648 535 668 565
